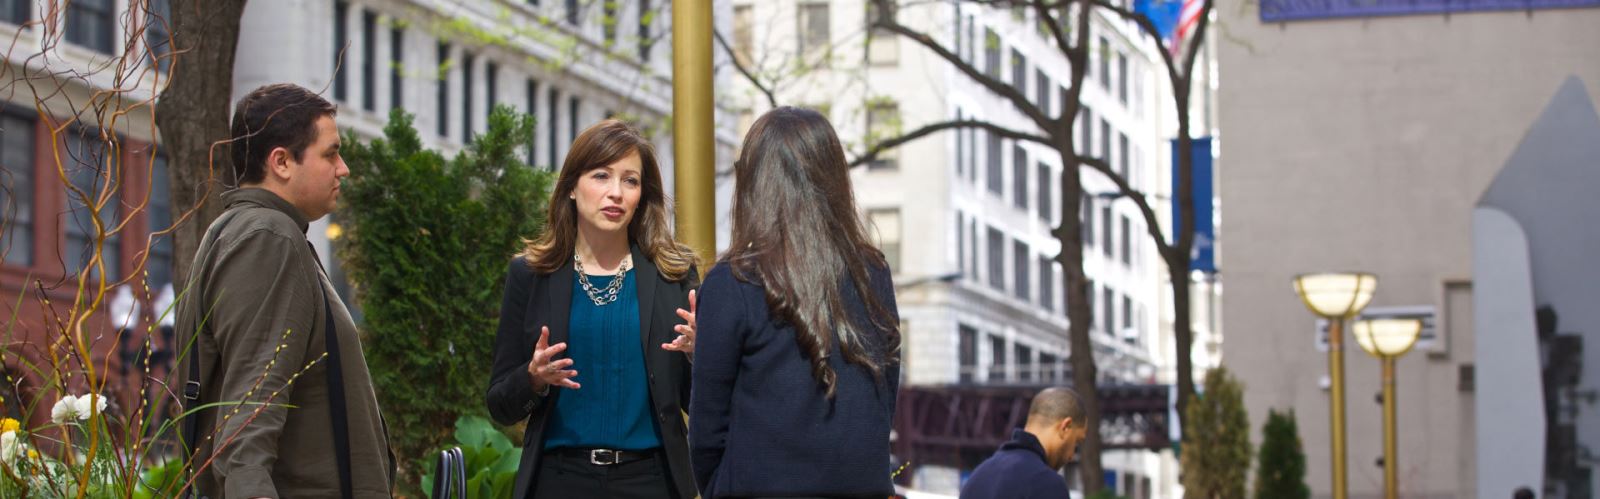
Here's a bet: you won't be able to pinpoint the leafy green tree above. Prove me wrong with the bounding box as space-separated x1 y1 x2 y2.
1254 409 1310 499
1181 366 1251 499
337 106 552 491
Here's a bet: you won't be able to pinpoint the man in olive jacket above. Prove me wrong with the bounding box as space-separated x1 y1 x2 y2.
175 83 394 498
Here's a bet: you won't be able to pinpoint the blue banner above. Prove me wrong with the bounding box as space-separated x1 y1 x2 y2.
1260 0 1600 22
1171 137 1215 273
1135 0 1183 39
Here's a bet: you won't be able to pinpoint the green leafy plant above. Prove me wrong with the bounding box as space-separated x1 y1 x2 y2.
422 415 521 499
1254 409 1309 499
1180 366 1251 499
337 106 551 493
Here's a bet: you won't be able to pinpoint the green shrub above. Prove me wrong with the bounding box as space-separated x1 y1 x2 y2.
1254 409 1309 499
338 106 551 492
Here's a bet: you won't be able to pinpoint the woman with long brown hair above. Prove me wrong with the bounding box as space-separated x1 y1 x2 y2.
689 107 902 498
487 119 700 499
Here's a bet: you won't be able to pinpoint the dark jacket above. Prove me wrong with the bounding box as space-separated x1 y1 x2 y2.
960 429 1072 499
176 188 394 498
485 246 699 499
690 263 901 498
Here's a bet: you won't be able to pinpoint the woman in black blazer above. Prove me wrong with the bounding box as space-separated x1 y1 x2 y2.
487 120 700 499
690 107 902 499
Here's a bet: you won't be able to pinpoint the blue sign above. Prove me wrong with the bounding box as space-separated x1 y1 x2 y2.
1260 0 1600 22
1171 137 1215 273
1134 0 1183 39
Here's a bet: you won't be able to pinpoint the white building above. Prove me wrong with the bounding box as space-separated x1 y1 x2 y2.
723 1 1220 497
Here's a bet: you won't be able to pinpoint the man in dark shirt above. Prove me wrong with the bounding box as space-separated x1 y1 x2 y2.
960 387 1089 499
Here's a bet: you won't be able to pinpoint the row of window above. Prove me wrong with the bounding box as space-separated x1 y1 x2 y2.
331 3 627 171
954 210 1144 342
957 324 1067 384
0 107 174 289
1 0 170 64
730 1 901 71
953 7 1144 117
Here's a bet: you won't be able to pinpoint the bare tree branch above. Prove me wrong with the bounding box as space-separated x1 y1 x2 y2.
714 29 777 108
848 119 1053 168
1078 155 1174 258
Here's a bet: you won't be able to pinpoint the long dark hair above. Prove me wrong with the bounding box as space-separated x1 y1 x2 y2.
722 107 900 398
520 119 697 281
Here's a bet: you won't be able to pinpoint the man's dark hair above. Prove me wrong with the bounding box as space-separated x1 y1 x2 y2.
1028 387 1086 428
1514 487 1536 499
229 83 337 185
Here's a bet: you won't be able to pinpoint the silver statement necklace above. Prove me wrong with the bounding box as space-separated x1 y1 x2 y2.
575 254 631 306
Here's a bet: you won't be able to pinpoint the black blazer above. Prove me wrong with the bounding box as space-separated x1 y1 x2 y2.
486 245 699 499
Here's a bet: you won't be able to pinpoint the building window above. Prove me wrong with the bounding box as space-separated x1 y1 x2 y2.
1120 215 1131 265
1012 144 1027 210
639 0 655 62
389 26 404 112
360 10 377 112
333 1 349 102
1081 196 1093 248
548 87 560 168
486 62 499 116
66 0 114 54
866 1 898 65
1079 107 1092 155
1101 204 1113 257
63 130 120 280
1122 294 1135 343
965 124 977 184
1016 344 1034 381
955 211 964 279
568 96 580 145
147 154 173 289
732 5 754 68
986 132 1002 197
988 334 1007 382
867 209 902 272
1086 278 1096 326
963 15 975 64
1013 240 1030 303
525 79 539 168
566 0 580 25
987 226 1004 292
1 109 34 266
1039 256 1054 314
1118 132 1129 178
1099 119 1110 162
1117 52 1129 105
1037 163 1052 224
1036 70 1052 114
1098 37 1110 90
1011 49 1026 94
145 0 172 72
866 100 899 170
436 42 450 138
1040 352 1058 382
954 110 965 179
1 0 27 25
983 29 1000 79
798 2 830 63
1102 287 1114 335
959 324 978 383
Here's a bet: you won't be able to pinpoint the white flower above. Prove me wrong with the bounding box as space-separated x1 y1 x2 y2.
0 431 18 464
73 393 106 421
50 395 80 424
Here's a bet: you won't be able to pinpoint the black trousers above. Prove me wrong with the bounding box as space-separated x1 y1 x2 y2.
531 451 678 499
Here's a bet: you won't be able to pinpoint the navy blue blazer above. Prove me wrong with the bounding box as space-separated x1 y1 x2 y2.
485 246 699 499
690 262 901 498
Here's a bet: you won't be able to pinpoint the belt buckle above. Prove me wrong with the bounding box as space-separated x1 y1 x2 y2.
589 449 618 466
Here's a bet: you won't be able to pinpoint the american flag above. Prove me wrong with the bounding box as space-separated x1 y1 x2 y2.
1169 0 1203 56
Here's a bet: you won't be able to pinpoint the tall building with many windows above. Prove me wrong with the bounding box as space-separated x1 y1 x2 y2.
723 1 1221 497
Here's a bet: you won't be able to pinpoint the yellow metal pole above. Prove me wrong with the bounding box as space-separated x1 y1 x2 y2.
672 0 716 272
1329 318 1349 499
1382 356 1399 499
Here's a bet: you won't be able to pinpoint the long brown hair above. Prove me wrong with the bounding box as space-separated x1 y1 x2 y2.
520 119 696 280
722 107 900 398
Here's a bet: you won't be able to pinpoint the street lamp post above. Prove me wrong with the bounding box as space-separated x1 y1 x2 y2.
1292 272 1378 499
1352 318 1423 499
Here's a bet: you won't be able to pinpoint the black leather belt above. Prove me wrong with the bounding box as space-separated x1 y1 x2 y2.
548 448 659 466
